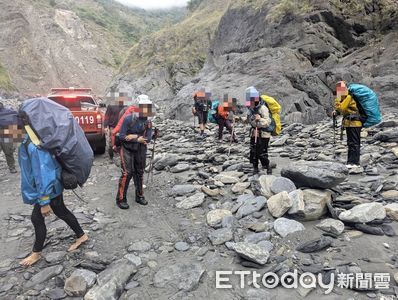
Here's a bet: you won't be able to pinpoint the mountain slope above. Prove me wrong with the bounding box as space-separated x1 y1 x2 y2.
0 0 185 95
0 60 15 92
109 0 231 101
113 0 398 124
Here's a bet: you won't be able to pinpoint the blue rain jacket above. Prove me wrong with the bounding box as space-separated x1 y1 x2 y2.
18 136 63 206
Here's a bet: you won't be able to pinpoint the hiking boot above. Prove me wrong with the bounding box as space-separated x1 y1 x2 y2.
108 149 114 160
116 201 130 210
136 196 148 206
9 168 17 174
253 167 259 175
265 166 272 175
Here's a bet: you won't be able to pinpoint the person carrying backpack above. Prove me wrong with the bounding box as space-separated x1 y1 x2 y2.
217 96 237 142
192 90 211 138
0 102 18 173
246 87 273 175
333 81 367 167
116 97 153 209
104 96 127 160
18 125 88 267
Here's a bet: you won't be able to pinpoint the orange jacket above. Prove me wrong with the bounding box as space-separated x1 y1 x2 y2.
217 105 232 119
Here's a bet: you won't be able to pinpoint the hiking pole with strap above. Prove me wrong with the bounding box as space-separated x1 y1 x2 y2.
147 128 159 183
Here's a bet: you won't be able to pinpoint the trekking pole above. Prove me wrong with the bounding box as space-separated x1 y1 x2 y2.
147 128 158 183
332 113 337 158
254 122 258 145
333 114 337 147
228 117 235 157
340 119 344 142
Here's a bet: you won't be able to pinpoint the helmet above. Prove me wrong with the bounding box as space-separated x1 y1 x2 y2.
137 95 152 105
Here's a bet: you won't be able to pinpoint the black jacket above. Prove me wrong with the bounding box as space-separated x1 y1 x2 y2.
104 105 125 128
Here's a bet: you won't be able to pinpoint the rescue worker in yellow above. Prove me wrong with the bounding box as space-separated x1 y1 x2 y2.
333 81 364 167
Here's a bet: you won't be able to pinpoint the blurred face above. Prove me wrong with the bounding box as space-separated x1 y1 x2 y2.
139 104 154 117
249 97 260 108
196 91 206 102
106 91 131 106
336 81 348 101
222 95 237 111
0 124 25 145
336 86 348 100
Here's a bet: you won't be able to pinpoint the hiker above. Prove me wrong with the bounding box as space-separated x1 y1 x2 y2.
333 81 366 167
246 87 273 175
111 96 143 155
104 97 126 159
0 102 18 173
116 96 153 209
217 96 237 142
192 90 211 138
18 125 88 267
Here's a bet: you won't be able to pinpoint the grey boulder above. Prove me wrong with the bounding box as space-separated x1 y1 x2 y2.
84 259 137 300
229 242 270 265
270 177 296 194
338 202 386 223
153 262 205 292
281 161 348 189
273 217 305 237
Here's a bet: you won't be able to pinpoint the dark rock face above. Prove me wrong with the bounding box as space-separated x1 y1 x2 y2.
373 129 398 142
112 0 398 124
281 161 348 189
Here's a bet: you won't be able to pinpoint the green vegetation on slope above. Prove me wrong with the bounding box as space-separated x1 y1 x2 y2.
31 0 185 48
0 61 15 91
121 0 230 76
187 0 204 11
73 1 186 46
266 0 313 22
30 0 186 69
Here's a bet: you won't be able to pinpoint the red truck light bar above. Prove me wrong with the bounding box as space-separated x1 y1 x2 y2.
50 87 93 94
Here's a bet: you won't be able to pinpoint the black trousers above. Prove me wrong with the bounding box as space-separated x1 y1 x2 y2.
0 142 15 170
346 127 361 165
250 136 270 168
197 111 208 125
117 145 147 202
217 118 235 140
107 127 115 159
31 194 84 252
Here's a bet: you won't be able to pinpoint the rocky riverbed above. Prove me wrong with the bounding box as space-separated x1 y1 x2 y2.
0 113 398 300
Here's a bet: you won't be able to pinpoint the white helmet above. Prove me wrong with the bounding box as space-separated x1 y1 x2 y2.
137 95 152 105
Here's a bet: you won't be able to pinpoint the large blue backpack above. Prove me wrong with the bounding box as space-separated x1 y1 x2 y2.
20 98 94 187
348 84 382 128
208 100 219 124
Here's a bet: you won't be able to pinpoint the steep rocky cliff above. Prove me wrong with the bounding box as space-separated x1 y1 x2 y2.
109 0 230 102
0 0 185 95
113 0 398 124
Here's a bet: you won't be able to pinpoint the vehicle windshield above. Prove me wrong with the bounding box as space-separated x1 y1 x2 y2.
48 96 96 109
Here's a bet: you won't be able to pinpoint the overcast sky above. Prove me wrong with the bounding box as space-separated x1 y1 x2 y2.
115 0 189 9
